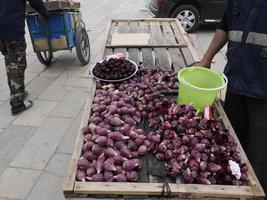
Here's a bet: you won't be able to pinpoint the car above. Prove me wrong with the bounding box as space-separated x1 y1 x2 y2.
148 0 227 32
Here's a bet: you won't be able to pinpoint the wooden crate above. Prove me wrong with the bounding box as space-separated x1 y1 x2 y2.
26 0 80 13
64 19 265 200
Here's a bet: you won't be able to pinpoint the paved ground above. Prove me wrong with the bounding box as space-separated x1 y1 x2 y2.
0 0 227 199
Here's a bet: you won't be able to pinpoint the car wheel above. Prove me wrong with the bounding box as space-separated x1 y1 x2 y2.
171 4 200 32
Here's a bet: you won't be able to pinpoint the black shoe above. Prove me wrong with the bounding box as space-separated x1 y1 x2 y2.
11 100 33 116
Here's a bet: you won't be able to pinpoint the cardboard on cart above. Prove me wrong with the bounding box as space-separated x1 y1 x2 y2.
111 33 150 46
33 36 68 51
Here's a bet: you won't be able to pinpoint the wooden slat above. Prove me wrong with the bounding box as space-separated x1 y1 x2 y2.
174 19 199 62
113 21 128 57
128 22 140 64
102 20 115 58
150 21 171 70
215 101 265 199
63 83 95 194
26 1 80 12
161 22 186 71
106 44 187 48
106 20 117 46
112 18 178 22
139 21 154 67
141 48 154 67
74 182 253 199
170 21 196 65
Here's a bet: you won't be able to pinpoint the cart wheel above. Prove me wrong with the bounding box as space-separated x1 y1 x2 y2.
36 51 53 66
75 27 90 66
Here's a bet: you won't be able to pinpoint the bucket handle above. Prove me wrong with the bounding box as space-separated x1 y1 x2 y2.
186 61 199 67
178 67 228 91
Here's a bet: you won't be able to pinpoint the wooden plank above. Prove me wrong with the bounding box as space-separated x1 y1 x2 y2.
106 20 117 46
128 22 140 64
170 22 196 66
141 48 154 67
63 88 95 195
139 21 154 67
175 19 199 62
74 182 254 199
102 21 115 58
113 18 176 22
26 1 80 12
215 101 265 199
113 21 128 57
68 198 239 200
161 22 186 71
106 44 186 48
150 21 171 70
161 21 179 45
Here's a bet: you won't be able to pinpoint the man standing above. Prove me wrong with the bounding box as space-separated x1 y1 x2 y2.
199 0 267 194
0 0 48 115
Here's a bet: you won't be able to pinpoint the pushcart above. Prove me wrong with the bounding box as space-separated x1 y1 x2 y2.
26 4 90 66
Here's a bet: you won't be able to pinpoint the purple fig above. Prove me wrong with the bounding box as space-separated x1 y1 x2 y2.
104 171 114 182
127 171 138 182
92 144 103 156
114 173 127 182
86 167 96 177
137 145 147 156
194 143 206 152
95 136 108 146
208 163 222 172
78 159 91 170
127 140 138 151
104 147 119 158
95 127 110 136
87 173 104 182
120 146 132 158
110 117 124 126
103 158 116 171
123 159 141 171
200 161 208 171
199 178 211 185
83 151 96 162
76 170 86 182
108 132 129 141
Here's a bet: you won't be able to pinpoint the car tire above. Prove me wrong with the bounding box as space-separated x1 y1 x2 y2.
171 4 200 33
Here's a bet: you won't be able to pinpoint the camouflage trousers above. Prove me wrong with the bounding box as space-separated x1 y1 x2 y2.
0 40 27 106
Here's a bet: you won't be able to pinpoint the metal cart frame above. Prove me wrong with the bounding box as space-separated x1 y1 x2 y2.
26 10 90 66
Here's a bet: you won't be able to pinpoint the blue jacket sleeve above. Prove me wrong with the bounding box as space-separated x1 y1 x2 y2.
28 0 48 17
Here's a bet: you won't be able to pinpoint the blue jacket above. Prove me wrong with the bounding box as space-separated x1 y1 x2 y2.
225 0 267 98
0 0 48 41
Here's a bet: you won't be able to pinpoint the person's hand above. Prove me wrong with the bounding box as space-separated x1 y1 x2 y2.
199 57 212 68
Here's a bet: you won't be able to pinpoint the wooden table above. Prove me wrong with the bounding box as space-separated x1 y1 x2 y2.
64 18 265 200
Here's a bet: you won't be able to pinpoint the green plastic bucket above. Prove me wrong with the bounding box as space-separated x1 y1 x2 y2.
177 67 228 112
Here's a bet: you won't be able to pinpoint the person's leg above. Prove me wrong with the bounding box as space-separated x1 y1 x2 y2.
224 89 250 151
4 40 32 115
246 97 267 194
